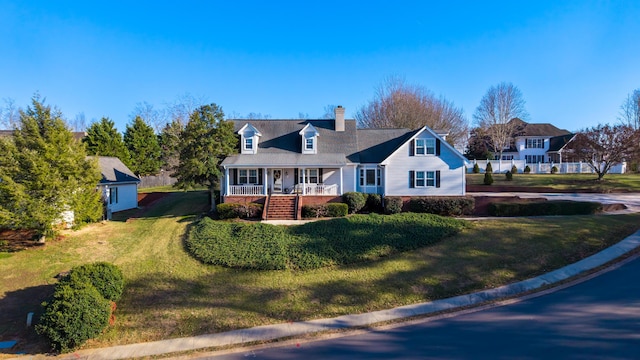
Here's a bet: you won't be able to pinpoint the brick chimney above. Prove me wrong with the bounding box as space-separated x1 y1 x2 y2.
335 105 345 132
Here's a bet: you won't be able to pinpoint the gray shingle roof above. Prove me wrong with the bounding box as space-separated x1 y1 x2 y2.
510 118 571 137
94 156 140 184
222 119 445 167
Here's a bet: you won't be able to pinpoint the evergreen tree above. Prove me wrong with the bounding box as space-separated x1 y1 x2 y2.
124 116 162 176
84 117 131 165
0 96 102 237
174 103 237 208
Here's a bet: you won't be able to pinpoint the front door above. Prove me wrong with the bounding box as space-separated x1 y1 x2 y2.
272 169 283 193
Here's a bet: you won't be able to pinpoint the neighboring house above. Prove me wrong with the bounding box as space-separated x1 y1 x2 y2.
220 106 467 218
95 156 140 215
499 118 575 164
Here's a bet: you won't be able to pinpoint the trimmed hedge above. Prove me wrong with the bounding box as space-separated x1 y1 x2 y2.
342 192 367 214
408 197 475 216
511 165 518 174
483 171 494 185
59 262 124 301
36 262 123 353
302 203 348 218
488 200 603 217
366 193 383 213
186 214 467 270
472 163 480 173
384 196 403 214
505 171 513 181
217 203 263 219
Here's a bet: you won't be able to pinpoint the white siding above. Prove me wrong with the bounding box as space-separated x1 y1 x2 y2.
342 165 357 193
383 133 466 196
101 183 139 213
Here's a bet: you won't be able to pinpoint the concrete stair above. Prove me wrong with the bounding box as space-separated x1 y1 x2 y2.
267 196 297 220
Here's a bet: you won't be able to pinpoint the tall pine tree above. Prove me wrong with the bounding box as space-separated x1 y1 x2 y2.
84 117 131 166
0 96 102 237
174 103 237 209
158 119 183 172
124 116 162 176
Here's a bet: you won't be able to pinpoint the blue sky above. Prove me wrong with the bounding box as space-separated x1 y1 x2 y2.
1 1 639 133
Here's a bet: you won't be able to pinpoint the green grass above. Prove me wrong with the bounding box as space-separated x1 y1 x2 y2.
187 214 467 270
467 173 640 192
1 190 640 353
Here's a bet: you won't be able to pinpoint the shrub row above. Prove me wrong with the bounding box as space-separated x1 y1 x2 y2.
186 214 466 270
408 197 475 216
342 192 385 214
36 262 124 353
301 203 348 218
217 202 263 219
488 200 603 217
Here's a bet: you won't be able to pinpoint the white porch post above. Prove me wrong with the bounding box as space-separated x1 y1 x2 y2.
383 165 387 196
301 167 306 195
339 167 343 195
224 167 229 196
354 166 358 192
263 167 268 195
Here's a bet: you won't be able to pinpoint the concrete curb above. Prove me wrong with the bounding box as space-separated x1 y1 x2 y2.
40 230 640 360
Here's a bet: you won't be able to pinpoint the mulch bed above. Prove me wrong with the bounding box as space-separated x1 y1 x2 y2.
138 192 170 207
471 195 627 216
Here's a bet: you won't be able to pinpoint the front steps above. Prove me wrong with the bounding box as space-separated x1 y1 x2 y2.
266 196 297 220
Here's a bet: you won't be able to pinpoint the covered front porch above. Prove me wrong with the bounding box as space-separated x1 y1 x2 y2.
223 167 345 197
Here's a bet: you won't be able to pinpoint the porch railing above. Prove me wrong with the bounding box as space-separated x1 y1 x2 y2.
294 183 339 195
229 185 264 195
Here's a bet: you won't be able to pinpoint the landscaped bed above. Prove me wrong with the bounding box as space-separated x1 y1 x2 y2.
2 190 640 355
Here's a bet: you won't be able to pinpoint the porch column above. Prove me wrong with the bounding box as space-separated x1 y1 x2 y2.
224 167 229 196
339 167 343 195
383 165 388 196
301 167 306 195
263 167 268 195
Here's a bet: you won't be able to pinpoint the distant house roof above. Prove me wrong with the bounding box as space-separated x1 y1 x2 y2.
94 156 140 185
510 118 571 137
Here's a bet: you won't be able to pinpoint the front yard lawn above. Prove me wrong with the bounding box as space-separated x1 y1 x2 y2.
1 190 639 354
467 173 640 192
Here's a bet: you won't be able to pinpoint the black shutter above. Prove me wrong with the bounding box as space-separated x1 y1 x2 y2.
409 171 415 188
319 168 324 184
436 139 441 156
409 139 415 156
233 169 238 185
436 171 441 188
294 169 299 184
258 169 263 185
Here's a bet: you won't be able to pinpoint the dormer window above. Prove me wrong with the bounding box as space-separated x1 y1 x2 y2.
415 138 435 155
237 123 261 155
299 123 319 154
244 138 253 150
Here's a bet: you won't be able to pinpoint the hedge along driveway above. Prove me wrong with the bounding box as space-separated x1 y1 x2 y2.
2 191 640 353
186 214 468 270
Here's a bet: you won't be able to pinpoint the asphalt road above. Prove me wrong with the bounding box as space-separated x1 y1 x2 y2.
201 256 640 360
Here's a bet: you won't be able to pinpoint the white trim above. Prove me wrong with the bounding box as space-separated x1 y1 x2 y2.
380 126 467 165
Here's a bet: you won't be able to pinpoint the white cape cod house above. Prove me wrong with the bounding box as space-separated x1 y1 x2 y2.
221 106 467 219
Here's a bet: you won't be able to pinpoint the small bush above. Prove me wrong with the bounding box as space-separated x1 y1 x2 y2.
36 282 112 353
524 165 531 174
408 197 475 216
511 165 518 174
488 200 603 217
366 193 383 213
483 171 494 185
384 196 403 214
472 163 480 173
60 262 124 302
505 171 513 181
342 192 367 214
217 203 263 219
302 203 348 218
551 166 559 174
485 162 493 173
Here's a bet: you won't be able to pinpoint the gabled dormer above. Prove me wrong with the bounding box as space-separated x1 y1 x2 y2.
237 123 262 155
299 123 319 154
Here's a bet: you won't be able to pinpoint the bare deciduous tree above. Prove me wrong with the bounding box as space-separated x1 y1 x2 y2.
564 123 640 180
473 82 528 165
619 89 640 129
68 112 88 132
0 98 20 129
165 93 208 128
131 101 167 134
355 76 468 147
322 104 337 119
